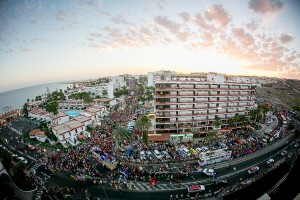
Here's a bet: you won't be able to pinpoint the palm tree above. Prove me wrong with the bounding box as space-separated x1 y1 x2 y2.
112 126 132 151
214 115 222 129
249 109 258 124
22 103 29 117
240 114 248 126
135 115 151 145
234 113 241 127
260 104 270 123
227 117 234 128
207 132 219 142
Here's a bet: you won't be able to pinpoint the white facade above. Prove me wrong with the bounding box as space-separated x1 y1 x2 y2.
28 108 51 122
147 70 177 87
59 99 88 109
52 120 85 146
110 76 126 88
51 112 70 126
154 73 256 139
81 106 107 121
148 72 154 87
73 115 93 127
82 83 109 97
108 82 114 99
29 129 47 142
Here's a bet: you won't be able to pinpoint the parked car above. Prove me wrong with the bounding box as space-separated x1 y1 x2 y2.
266 159 275 166
161 151 171 159
189 148 198 155
281 150 288 156
294 143 299 148
153 150 163 159
12 154 19 160
201 146 209 152
176 149 185 158
202 168 216 177
140 151 146 160
146 151 154 160
188 185 205 193
248 166 259 175
18 157 28 165
196 148 202 153
182 147 192 157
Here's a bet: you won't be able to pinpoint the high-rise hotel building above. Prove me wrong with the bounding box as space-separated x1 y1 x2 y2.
153 72 256 139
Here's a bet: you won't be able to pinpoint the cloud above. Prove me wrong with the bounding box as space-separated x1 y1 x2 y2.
179 12 190 23
154 16 180 34
56 10 67 21
232 27 255 46
30 20 38 25
285 55 296 62
246 19 258 31
76 0 102 10
103 26 122 38
193 13 210 30
154 15 189 41
111 15 133 26
20 46 32 52
204 4 231 28
248 0 283 14
279 33 293 44
154 0 168 11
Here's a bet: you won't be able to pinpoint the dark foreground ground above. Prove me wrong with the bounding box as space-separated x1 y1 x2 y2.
223 153 300 200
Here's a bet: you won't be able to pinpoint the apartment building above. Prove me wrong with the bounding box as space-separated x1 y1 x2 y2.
153 73 256 140
147 70 177 87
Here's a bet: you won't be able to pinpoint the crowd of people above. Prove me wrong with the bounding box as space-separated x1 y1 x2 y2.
31 95 294 196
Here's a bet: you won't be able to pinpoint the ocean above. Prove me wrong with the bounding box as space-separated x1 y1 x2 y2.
0 83 73 114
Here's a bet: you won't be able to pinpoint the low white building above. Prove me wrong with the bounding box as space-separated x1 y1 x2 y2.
52 120 85 146
51 112 70 126
81 106 107 120
28 108 51 122
29 129 48 143
73 115 92 127
59 99 89 109
82 83 109 98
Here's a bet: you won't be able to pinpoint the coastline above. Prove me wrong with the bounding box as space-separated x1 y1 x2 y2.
0 82 73 114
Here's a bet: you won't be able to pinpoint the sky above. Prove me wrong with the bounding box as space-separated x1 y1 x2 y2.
0 0 300 93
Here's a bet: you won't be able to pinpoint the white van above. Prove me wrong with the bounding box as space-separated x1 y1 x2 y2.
262 139 268 144
182 147 191 157
153 150 163 159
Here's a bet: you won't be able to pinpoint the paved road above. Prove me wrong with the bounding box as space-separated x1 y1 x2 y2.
30 132 298 200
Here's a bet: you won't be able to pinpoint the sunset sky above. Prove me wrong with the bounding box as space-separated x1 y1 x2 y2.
0 0 300 93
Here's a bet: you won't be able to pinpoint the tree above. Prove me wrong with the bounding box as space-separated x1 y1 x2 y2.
234 113 241 126
0 174 15 200
0 149 12 169
227 117 234 127
214 115 222 129
112 126 132 151
259 104 270 122
207 132 219 142
135 115 151 145
45 100 59 116
83 93 93 104
249 109 259 123
22 103 29 117
240 114 248 126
